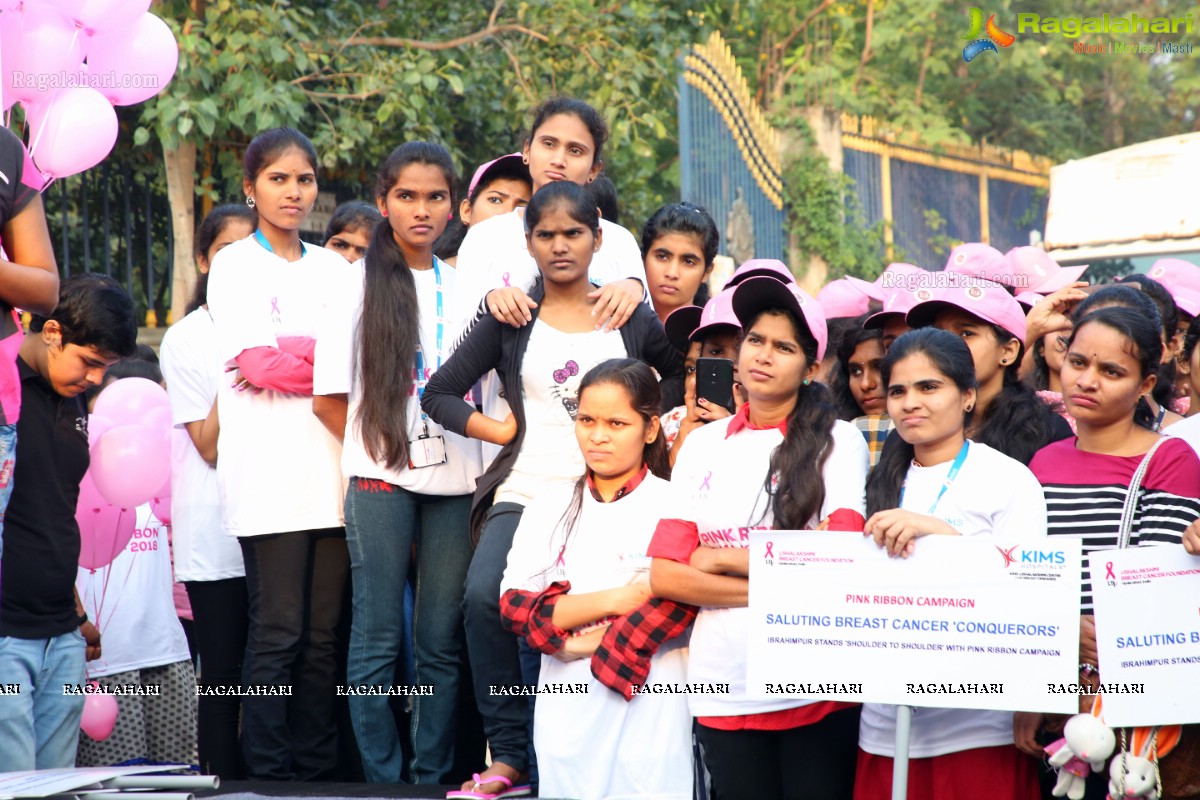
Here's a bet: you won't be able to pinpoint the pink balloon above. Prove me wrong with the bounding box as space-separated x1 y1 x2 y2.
17 133 51 192
90 424 170 509
83 12 177 106
47 0 149 35
93 377 169 429
77 501 135 570
150 473 171 526
27 87 117 179
79 686 119 740
0 4 85 105
87 414 115 448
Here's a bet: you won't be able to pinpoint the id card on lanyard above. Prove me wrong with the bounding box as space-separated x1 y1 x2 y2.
410 258 448 469
899 440 969 515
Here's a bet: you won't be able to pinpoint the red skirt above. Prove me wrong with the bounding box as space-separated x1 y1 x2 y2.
854 745 1041 800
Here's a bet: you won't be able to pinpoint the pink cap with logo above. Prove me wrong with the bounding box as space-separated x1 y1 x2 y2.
731 277 828 361
690 288 741 343
1173 287 1200 318
1147 258 1200 301
945 243 1013 287
723 259 795 290
467 153 527 199
1006 246 1087 296
863 286 935 330
906 278 1027 346
818 278 875 319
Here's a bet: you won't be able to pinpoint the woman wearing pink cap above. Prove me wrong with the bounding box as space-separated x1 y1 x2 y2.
434 153 532 267
906 280 1072 465
649 276 869 800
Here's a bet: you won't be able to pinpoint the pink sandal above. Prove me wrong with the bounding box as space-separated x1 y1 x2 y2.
445 772 531 800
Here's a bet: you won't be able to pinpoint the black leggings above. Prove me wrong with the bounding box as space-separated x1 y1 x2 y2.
695 706 861 800
185 577 249 779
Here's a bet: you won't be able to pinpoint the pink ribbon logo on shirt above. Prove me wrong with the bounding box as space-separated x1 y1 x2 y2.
502 272 511 287
555 544 567 569
270 297 281 316
1105 562 1116 580
699 470 712 492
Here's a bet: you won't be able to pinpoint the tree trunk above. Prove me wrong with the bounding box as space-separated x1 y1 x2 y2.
164 141 197 325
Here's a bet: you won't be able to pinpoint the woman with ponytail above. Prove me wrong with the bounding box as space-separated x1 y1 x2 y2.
497 359 690 800
647 277 869 800
314 142 482 785
856 328 1046 800
905 279 1072 465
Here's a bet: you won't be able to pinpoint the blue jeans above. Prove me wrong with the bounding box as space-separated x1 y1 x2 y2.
344 480 473 785
0 629 86 770
0 422 16 561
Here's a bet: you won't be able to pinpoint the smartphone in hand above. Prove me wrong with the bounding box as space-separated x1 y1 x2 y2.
695 357 735 414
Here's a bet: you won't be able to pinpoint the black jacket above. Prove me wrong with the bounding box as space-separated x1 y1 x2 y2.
421 281 682 539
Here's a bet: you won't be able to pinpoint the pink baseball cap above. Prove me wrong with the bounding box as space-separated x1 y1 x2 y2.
731 277 828 361
467 153 529 200
864 286 936 330
1006 246 1087 295
817 278 875 320
874 263 927 294
1147 258 1200 299
690 288 741 343
1016 291 1045 311
663 305 703 353
1173 287 1200 318
907 278 1027 346
723 259 795 289
945 243 1013 287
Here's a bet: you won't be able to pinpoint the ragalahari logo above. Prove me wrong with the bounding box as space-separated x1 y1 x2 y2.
962 7 1016 62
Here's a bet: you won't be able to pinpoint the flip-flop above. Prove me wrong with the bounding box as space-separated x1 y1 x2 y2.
445 772 532 800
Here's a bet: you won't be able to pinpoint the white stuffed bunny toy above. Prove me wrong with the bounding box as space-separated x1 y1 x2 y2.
1045 713 1117 800
1107 752 1159 799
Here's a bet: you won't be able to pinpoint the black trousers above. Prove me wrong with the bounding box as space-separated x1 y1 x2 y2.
185 577 249 779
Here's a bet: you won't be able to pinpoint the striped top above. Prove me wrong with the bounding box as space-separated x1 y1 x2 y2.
1029 436 1200 614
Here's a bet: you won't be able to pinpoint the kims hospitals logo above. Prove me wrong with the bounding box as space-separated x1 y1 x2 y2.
962 6 1016 62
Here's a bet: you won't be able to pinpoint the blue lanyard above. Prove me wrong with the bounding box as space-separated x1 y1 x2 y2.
900 441 970 515
414 258 444 400
254 229 307 258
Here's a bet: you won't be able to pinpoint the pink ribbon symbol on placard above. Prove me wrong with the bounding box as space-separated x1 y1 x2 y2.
764 541 774 559
270 297 281 316
699 470 712 492
1105 561 1116 580
502 272 511 287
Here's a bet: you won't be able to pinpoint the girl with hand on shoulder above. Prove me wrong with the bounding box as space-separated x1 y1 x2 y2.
641 202 718 323
498 359 691 800
205 127 351 781
1023 308 1200 781
159 203 255 778
323 201 381 264
855 328 1046 800
423 180 680 799
313 143 482 785
648 277 870 800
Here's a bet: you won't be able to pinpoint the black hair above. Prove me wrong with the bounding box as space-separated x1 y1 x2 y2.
743 307 838 530
524 181 599 236
1028 334 1053 392
1069 307 1163 430
324 201 382 244
529 97 609 165
973 357 1064 465
585 174 619 225
187 204 257 314
87 344 162 405
1117 274 1178 341
640 202 720 268
31 273 137 359
355 142 457 470
866 328 977 515
539 359 670 576
1074 284 1175 420
831 319 885 421
243 127 318 184
1185 319 1200 361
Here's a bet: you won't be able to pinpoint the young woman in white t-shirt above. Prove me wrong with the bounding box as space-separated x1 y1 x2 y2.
205 127 350 781
856 327 1045 800
648 276 870 800
498 358 691 800
159 204 255 779
423 180 681 798
312 142 482 785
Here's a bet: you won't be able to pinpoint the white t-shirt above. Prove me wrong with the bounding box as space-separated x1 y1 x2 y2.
206 237 347 536
1165 413 1200 456
664 415 869 717
76 505 192 677
493 320 627 506
501 475 692 800
451 210 647 336
858 441 1047 759
159 308 244 581
314 258 483 495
